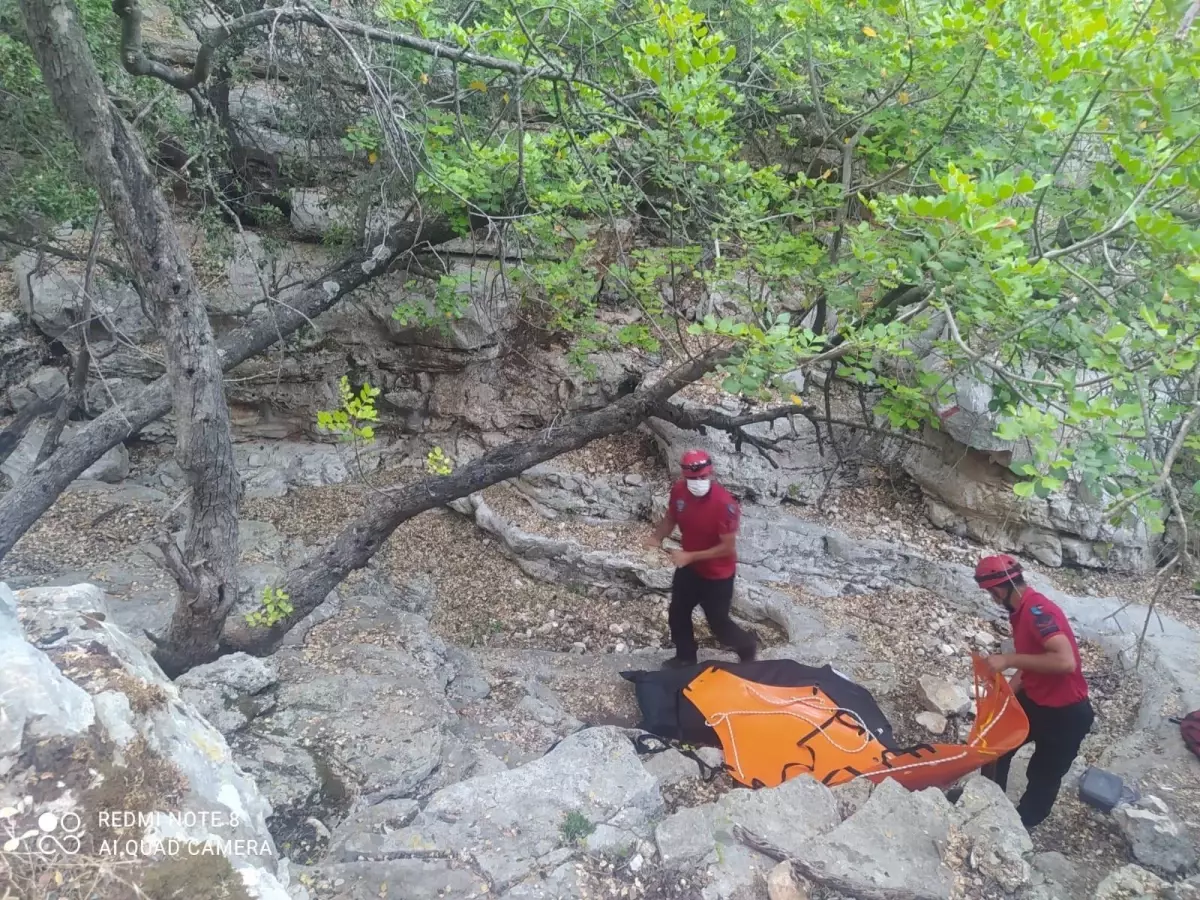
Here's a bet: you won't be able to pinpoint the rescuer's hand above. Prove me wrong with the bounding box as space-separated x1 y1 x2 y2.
642 534 661 550
667 549 694 568
983 653 1011 674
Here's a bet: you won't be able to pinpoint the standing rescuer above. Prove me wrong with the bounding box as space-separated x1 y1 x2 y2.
975 553 1094 830
643 449 758 669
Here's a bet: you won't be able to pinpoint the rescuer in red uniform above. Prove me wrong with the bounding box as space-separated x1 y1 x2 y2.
975 553 1094 830
643 450 758 669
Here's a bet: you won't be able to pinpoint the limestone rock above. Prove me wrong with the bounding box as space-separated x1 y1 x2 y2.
1093 864 1170 900
1113 795 1198 875
903 427 1150 571
3 582 288 893
14 249 155 342
1030 851 1087 900
830 779 874 820
804 778 957 899
390 726 662 891
766 863 810 900
294 859 487 900
655 805 716 870
916 710 949 734
645 397 851 506
954 774 1033 892
235 440 387 499
917 675 972 717
0 583 95 767
176 652 279 735
641 747 700 787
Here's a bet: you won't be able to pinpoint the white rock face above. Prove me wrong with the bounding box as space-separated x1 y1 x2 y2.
0 581 292 900
917 675 972 717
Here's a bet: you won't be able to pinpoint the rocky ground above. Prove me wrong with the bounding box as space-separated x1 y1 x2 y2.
3 418 1200 900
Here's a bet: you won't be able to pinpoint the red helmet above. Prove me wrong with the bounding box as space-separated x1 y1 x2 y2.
974 554 1023 589
680 449 713 478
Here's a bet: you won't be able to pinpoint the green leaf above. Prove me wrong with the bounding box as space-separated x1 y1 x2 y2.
1013 481 1036 498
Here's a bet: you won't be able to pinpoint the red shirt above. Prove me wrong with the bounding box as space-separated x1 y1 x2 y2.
668 479 740 580
1010 589 1089 707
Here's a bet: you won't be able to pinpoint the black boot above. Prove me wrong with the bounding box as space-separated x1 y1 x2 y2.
661 656 697 669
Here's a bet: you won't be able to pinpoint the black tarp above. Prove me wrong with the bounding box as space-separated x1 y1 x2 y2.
619 659 900 751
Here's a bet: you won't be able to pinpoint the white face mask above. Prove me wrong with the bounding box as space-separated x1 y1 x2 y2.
686 478 711 497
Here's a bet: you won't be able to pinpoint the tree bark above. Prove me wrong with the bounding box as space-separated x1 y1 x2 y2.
0 214 459 565
222 347 732 655
21 0 242 673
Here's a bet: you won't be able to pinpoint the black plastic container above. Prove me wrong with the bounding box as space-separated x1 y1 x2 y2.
1078 766 1127 812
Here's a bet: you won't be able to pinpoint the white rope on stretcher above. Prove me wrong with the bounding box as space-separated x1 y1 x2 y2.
702 686 878 781
702 677 1019 785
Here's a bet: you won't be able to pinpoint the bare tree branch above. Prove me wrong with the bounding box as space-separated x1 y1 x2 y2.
0 230 133 280
222 345 736 655
35 209 103 466
652 399 938 453
1178 0 1200 39
113 0 636 114
0 213 461 564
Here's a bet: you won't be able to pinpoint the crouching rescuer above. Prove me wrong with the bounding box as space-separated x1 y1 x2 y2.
975 554 1094 830
642 450 758 669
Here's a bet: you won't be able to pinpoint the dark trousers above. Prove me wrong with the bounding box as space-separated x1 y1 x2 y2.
984 690 1094 829
668 566 757 663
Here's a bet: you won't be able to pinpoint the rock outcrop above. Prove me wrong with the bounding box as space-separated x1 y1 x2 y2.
0 581 292 899
903 427 1152 571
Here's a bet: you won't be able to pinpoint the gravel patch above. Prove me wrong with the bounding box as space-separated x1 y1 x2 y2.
0 490 163 578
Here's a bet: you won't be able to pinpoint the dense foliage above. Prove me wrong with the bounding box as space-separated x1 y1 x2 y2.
3 0 1199 551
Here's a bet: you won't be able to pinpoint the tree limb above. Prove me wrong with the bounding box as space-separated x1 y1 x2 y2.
113 0 635 114
0 213 461 564
652 400 938 455
1039 132 1200 262
1105 400 1200 521
1178 0 1200 39
0 230 133 281
35 209 103 466
222 345 736 655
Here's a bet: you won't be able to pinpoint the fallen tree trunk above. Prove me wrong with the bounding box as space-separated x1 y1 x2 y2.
0 213 458 564
222 346 733 655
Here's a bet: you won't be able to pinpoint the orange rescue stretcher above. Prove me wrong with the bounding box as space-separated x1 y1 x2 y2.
682 654 1029 790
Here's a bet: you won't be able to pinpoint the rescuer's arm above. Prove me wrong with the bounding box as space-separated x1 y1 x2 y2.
643 507 676 549
674 532 736 563
986 634 1077 675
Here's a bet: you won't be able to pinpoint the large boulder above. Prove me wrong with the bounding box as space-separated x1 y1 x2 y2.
0 420 130 485
0 581 291 899
346 726 663 892
803 778 957 899
953 774 1034 892
903 413 1152 572
13 249 155 343
364 258 517 353
1112 795 1198 876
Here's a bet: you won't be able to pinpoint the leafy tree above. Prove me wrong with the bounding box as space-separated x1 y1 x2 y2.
1 0 1198 666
